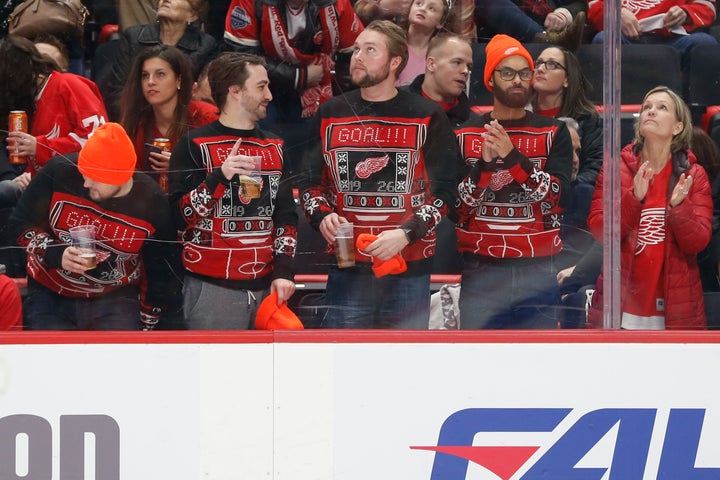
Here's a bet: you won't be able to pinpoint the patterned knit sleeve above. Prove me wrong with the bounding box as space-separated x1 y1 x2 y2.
406 108 465 241
299 112 335 229
504 121 573 212
271 161 298 281
169 133 228 232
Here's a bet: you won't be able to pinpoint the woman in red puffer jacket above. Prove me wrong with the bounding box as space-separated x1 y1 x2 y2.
587 86 713 329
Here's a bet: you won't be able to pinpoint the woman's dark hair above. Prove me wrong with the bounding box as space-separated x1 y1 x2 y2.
187 0 209 24
557 46 597 118
532 46 597 119
691 126 720 183
0 35 56 140
33 33 69 71
120 45 194 148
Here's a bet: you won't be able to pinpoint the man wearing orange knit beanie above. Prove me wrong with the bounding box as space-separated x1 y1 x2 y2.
453 34 574 329
8 122 183 330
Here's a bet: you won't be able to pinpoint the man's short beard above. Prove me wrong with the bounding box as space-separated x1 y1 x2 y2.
494 85 531 108
352 64 391 88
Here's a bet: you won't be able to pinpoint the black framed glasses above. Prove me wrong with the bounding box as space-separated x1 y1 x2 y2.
494 68 533 81
535 60 566 71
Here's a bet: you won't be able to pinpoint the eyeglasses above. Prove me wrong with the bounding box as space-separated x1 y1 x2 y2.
494 68 533 81
535 60 566 71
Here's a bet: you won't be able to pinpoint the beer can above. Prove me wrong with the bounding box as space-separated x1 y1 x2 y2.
152 138 172 193
152 138 172 153
8 110 28 165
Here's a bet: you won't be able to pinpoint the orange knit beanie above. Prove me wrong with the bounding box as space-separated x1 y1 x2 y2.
78 122 136 185
483 34 534 92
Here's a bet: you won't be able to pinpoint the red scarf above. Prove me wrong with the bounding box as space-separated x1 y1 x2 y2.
261 3 339 117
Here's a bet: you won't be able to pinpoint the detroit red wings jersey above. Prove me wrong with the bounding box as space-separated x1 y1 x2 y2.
300 90 464 265
170 122 297 283
32 72 107 171
455 112 573 259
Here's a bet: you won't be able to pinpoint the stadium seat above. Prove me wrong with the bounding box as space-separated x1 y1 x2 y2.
470 42 493 106
595 104 639 148
686 45 720 107
575 44 682 105
686 46 720 126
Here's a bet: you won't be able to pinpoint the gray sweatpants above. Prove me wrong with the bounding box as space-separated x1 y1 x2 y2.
183 275 269 330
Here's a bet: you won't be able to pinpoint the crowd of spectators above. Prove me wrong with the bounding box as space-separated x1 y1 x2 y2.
0 0 719 330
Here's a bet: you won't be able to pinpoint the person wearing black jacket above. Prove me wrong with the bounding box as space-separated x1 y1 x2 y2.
0 143 27 208
532 45 603 186
99 0 217 120
402 32 473 275
403 32 472 129
0 143 29 277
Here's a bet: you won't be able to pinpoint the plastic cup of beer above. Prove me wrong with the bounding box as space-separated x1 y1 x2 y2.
239 156 262 199
69 225 97 269
334 222 355 268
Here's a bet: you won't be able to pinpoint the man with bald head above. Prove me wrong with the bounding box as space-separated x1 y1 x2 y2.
404 33 474 275
405 33 473 128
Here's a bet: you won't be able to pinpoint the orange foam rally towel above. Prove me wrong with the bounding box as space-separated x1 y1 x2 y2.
356 233 408 278
255 292 304 330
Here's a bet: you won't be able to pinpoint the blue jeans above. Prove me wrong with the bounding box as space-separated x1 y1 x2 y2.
23 280 141 330
592 31 718 58
322 265 430 329
0 180 22 208
475 0 543 41
459 255 561 329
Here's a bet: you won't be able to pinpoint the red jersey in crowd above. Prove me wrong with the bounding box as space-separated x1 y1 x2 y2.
32 72 108 173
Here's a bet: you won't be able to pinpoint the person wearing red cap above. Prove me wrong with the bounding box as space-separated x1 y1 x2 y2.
8 122 183 330
169 52 298 330
299 20 464 329
454 33 573 329
402 33 473 276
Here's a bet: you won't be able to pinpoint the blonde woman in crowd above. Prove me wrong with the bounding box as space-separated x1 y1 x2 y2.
587 86 713 329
